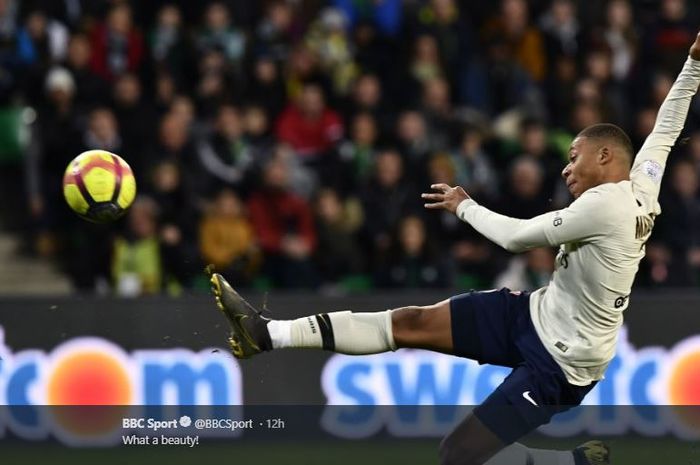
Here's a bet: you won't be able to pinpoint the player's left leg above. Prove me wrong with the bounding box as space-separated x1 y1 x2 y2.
209 272 454 358
440 414 609 465
439 366 608 465
439 412 504 465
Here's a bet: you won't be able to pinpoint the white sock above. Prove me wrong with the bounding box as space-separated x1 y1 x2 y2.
267 320 292 349
266 311 397 353
486 443 575 465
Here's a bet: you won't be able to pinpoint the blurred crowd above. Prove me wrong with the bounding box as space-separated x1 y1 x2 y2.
1 0 700 295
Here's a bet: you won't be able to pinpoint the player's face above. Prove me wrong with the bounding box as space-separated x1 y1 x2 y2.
562 136 603 199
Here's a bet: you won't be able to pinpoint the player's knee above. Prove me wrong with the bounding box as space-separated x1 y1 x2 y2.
439 435 482 465
391 306 428 338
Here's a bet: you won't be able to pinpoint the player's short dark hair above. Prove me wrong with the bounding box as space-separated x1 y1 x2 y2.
578 123 634 166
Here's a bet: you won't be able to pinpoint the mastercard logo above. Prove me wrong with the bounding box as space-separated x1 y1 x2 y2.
662 337 700 437
668 352 700 405
48 352 131 404
40 339 138 440
46 339 135 406
664 336 700 406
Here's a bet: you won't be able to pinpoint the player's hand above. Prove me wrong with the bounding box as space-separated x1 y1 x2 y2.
422 183 470 214
690 32 700 61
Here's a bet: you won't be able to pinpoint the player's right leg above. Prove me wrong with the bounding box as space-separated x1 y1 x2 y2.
208 272 455 358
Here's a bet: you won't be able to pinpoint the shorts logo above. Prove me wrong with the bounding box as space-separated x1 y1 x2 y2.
614 296 629 309
555 341 569 352
522 391 539 407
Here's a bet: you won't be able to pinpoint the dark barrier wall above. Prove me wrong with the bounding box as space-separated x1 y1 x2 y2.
0 291 699 404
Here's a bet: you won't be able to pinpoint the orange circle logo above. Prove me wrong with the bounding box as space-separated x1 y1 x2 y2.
668 352 700 405
47 351 132 405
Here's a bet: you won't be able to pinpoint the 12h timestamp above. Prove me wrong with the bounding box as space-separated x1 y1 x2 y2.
261 418 285 429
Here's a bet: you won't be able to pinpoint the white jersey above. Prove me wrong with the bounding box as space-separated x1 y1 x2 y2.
456 57 700 386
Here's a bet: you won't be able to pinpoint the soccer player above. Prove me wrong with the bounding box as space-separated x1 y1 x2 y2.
208 33 700 465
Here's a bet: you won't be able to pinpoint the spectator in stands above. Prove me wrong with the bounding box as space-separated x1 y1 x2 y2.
410 0 472 93
410 34 445 87
313 187 364 286
149 4 189 79
284 44 326 101
80 107 123 156
245 54 287 119
147 160 194 235
482 0 546 82
569 99 604 134
275 81 343 161
146 160 198 289
540 0 581 63
154 72 177 116
270 143 318 200
304 7 358 95
644 0 695 74
602 0 638 83
360 149 419 262
545 54 578 125
343 73 384 124
169 95 196 131
248 156 317 288
242 104 275 156
197 79 227 121
351 20 396 80
147 112 202 202
583 48 630 129
450 126 498 201
495 247 555 290
513 118 565 198
112 196 162 296
196 2 245 69
423 152 462 247
421 77 455 149
197 104 255 195
152 112 192 164
375 215 450 288
199 189 259 286
337 112 379 191
654 160 700 285
461 33 536 117
111 73 155 156
16 9 68 66
29 67 80 252
254 1 297 63
89 3 144 81
424 150 497 287
498 156 550 220
0 0 17 42
64 33 107 109
15 10 69 106
395 110 434 186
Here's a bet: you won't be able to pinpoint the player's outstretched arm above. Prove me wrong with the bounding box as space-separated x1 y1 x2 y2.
422 184 614 252
632 32 700 212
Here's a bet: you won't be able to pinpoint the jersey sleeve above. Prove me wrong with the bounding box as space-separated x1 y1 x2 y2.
631 57 700 215
456 188 616 252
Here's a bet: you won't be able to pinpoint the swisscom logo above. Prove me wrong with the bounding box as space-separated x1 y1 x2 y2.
321 328 700 438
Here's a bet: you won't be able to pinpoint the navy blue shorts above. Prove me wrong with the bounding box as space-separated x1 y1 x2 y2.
450 288 597 444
